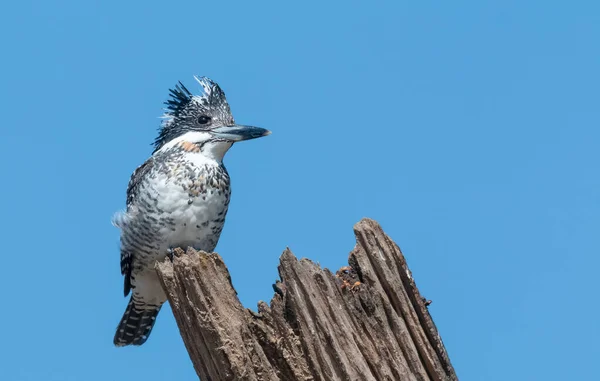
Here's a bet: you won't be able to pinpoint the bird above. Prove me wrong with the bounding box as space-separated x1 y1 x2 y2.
112 76 270 347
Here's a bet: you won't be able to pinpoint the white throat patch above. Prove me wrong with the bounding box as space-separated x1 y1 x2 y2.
157 131 233 162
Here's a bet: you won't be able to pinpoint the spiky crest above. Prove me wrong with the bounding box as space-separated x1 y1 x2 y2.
164 81 193 118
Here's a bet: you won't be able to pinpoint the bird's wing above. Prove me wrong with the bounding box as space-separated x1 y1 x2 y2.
126 157 154 208
121 157 155 296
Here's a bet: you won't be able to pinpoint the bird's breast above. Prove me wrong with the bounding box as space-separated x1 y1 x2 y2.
146 157 231 251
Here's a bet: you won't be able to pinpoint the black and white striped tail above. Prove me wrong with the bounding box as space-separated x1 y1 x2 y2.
114 296 162 346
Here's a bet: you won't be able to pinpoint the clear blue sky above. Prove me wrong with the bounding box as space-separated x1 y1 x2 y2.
1 1 598 380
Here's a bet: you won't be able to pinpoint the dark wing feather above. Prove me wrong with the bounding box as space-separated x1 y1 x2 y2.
121 158 154 296
126 158 154 207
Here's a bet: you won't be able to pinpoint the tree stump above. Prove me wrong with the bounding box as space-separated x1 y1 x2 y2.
155 218 458 381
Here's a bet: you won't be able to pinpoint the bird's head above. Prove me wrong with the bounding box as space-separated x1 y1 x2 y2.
153 76 270 160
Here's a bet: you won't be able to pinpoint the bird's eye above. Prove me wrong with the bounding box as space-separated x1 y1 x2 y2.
197 115 211 124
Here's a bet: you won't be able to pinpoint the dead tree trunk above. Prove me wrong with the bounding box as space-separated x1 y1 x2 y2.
155 218 458 381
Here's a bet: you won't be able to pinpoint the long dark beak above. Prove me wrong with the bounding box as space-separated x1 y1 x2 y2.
211 125 271 142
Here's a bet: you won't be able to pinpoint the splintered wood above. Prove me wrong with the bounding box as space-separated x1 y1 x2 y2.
155 218 458 381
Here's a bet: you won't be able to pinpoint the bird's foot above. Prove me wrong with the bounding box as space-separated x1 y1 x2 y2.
350 281 362 291
340 280 362 291
166 247 185 261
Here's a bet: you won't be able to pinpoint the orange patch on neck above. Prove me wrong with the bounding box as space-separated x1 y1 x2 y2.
180 141 200 153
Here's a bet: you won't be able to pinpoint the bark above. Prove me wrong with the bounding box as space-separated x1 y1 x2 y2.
155 218 458 381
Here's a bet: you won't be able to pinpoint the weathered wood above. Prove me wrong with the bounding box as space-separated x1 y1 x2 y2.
155 218 458 381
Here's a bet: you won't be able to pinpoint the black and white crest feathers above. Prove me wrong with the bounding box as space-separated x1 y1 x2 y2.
164 81 193 119
153 76 234 152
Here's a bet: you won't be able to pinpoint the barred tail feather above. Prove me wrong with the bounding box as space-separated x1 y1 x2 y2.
114 296 162 346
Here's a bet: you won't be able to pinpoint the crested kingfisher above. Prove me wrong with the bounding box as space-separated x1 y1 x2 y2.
112 76 270 346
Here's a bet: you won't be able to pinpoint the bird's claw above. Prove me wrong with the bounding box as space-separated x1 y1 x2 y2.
166 247 185 261
350 281 362 291
167 248 175 261
340 280 362 292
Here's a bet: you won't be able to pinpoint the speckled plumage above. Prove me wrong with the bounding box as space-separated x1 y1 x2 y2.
112 76 269 347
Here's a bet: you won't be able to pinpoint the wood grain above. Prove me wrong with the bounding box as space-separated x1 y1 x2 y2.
155 218 458 381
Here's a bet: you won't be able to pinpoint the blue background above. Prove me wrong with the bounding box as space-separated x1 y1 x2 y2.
1 1 598 380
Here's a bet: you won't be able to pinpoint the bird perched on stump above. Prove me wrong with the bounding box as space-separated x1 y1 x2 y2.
112 76 270 346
